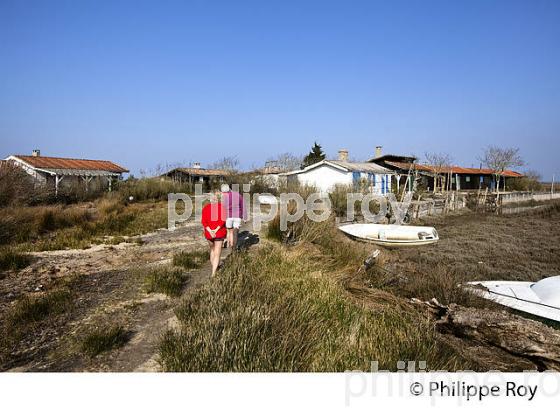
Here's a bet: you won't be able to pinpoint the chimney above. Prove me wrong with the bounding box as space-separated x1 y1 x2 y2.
338 149 349 162
375 146 382 158
193 162 201 169
32 149 41 157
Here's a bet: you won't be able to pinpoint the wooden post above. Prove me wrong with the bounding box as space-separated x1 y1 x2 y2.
55 175 64 196
81 175 93 192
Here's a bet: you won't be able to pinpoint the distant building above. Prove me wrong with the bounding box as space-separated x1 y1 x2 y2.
280 149 394 194
368 146 523 191
379 161 523 191
4 150 128 194
253 161 283 187
163 162 229 189
368 145 417 165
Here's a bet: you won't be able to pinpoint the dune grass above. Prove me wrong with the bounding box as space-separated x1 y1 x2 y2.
0 249 32 271
172 249 209 270
80 325 129 358
6 289 72 326
144 266 188 297
1 198 169 251
159 217 473 371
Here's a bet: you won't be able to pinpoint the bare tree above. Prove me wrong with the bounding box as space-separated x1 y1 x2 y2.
0 161 35 206
479 146 524 193
267 152 302 172
424 152 452 193
210 156 240 173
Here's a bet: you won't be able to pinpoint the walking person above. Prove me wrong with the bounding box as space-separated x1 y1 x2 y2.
221 183 246 251
201 191 227 276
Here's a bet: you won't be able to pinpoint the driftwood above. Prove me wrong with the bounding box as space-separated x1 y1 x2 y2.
411 299 560 371
356 249 380 274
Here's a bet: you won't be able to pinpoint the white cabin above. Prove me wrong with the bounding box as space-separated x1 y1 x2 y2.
280 159 393 194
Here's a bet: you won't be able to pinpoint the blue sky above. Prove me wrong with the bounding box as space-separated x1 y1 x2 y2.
1 0 559 179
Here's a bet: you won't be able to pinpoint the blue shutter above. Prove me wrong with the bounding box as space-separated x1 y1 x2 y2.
352 172 361 188
369 173 375 186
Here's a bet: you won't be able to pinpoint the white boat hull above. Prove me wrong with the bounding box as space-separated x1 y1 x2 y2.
257 194 279 205
465 276 560 323
338 223 439 248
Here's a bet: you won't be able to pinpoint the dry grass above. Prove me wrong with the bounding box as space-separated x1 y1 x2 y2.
172 249 209 270
144 266 189 297
80 325 129 358
377 203 560 306
5 289 72 326
159 217 475 371
0 198 168 251
115 177 193 202
0 249 32 271
0 288 73 361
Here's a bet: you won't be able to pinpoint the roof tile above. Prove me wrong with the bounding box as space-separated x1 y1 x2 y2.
14 155 128 173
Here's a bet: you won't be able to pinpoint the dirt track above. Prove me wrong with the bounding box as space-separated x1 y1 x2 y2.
1 220 218 372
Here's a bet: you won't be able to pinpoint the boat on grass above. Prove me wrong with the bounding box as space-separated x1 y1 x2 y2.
338 223 439 247
465 276 560 323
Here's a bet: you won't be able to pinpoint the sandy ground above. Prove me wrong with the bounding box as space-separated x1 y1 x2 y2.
0 219 222 372
2 204 559 372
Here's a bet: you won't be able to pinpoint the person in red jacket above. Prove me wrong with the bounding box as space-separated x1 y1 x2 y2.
201 191 227 276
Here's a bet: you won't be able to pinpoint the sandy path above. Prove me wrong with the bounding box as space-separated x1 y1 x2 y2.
2 216 260 372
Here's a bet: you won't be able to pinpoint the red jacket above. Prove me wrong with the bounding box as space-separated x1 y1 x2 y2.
201 202 227 240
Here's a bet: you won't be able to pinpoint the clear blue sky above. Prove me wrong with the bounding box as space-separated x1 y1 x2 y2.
1 0 559 179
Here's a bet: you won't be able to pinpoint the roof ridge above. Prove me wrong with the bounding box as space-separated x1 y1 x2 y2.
15 154 117 163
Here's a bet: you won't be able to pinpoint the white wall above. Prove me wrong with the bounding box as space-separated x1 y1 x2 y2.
262 174 279 187
7 156 48 184
295 164 352 192
292 164 393 194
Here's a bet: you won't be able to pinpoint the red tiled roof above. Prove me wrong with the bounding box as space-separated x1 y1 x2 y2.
167 167 230 177
386 161 523 177
256 166 282 175
14 155 128 173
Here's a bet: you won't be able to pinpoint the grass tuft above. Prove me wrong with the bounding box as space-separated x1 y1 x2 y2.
172 250 209 270
0 249 32 271
7 289 72 326
80 325 129 358
158 240 471 372
144 267 188 297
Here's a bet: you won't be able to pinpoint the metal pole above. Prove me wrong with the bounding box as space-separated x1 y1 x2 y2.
552 173 555 195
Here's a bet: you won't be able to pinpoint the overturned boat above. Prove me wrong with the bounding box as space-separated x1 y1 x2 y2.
465 276 560 323
338 223 439 247
257 193 279 205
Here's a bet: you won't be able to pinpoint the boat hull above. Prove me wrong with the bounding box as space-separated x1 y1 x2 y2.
465 277 560 323
338 223 439 248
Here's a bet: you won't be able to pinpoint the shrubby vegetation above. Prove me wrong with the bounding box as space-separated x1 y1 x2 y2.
160 217 473 371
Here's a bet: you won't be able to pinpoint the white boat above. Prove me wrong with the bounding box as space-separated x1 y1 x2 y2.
257 194 279 205
465 276 560 323
338 223 439 247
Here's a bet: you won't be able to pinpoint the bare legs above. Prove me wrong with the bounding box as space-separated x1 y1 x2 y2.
208 240 223 277
227 228 239 251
